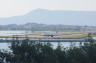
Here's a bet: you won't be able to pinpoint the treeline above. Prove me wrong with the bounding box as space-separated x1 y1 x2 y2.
0 34 96 63
0 23 96 31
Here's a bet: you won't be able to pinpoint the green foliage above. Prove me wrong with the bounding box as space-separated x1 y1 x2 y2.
85 33 94 42
1 33 96 63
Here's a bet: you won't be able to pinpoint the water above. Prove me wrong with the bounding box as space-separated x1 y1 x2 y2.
0 42 81 51
0 31 31 36
51 42 80 48
0 31 81 50
0 31 28 50
0 43 10 50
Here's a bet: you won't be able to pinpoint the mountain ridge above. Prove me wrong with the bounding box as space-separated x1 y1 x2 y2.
0 9 96 26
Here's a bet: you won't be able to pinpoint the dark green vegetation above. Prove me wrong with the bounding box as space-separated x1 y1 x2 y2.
0 33 96 63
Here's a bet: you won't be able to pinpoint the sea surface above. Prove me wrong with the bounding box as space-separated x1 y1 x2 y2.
0 31 81 50
0 31 31 36
0 42 80 50
0 31 27 50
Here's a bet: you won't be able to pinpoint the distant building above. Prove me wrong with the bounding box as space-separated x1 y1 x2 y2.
42 33 58 37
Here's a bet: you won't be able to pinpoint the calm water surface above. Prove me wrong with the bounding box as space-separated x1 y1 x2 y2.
0 42 80 50
0 31 80 50
0 31 27 50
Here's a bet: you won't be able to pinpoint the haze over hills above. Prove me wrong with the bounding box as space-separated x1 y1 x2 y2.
0 8 96 26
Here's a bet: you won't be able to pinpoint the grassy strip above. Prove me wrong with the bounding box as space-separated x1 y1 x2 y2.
55 34 87 39
0 34 89 39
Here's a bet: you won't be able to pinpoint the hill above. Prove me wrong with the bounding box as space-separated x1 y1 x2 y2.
0 8 96 25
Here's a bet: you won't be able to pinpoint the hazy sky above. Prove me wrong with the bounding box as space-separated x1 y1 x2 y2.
0 0 96 17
